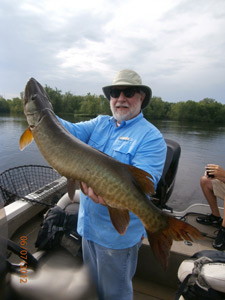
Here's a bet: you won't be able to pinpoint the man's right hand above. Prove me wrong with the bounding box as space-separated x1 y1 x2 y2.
80 182 106 206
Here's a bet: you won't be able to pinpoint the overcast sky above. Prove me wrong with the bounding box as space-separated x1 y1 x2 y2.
1 0 225 104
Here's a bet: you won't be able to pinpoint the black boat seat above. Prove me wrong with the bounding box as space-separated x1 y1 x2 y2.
154 138 181 209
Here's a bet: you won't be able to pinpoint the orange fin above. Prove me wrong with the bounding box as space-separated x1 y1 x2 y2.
108 206 130 235
19 127 33 150
146 216 203 270
128 165 155 196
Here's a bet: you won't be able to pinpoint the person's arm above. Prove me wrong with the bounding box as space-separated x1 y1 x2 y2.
57 116 98 143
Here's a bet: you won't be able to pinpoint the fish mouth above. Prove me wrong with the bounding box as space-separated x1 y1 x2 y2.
26 110 44 128
26 111 38 115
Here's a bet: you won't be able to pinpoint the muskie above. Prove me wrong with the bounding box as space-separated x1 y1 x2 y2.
20 78 203 269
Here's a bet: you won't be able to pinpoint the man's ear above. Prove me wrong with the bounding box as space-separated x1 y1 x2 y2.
140 91 145 103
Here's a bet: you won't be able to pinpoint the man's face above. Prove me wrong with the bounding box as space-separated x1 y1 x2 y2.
109 86 145 124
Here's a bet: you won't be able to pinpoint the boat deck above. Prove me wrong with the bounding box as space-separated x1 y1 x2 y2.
7 207 220 300
133 278 176 300
8 212 176 299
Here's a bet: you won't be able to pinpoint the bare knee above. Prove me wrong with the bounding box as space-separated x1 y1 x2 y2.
200 175 213 191
200 175 208 187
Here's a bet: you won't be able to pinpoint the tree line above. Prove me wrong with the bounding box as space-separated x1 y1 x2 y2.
0 85 225 123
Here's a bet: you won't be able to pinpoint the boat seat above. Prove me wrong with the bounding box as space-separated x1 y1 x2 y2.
154 138 181 209
57 192 80 214
177 250 225 299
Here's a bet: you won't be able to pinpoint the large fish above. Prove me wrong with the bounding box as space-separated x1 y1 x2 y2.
20 78 203 269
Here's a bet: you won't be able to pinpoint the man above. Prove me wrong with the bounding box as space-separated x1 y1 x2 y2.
58 69 167 299
196 164 225 250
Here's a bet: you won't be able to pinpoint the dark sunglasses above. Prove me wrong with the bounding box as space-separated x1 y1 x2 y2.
109 87 140 98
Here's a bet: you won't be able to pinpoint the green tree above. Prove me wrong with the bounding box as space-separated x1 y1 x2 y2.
198 98 223 123
79 93 111 116
0 97 10 113
2 84 225 124
44 86 63 113
97 95 111 115
9 97 24 114
144 97 168 120
62 92 83 114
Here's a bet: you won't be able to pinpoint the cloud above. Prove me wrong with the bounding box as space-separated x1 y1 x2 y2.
0 0 225 104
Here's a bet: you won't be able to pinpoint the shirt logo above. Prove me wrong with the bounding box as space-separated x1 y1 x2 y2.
119 137 130 141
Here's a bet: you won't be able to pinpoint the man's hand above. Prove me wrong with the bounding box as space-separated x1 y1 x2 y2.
206 164 225 182
80 182 106 205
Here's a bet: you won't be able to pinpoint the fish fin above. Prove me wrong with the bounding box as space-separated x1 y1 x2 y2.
128 165 155 196
146 216 203 270
108 207 130 235
19 127 33 150
67 179 79 202
79 182 85 194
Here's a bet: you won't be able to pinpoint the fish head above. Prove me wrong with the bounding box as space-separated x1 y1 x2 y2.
23 78 53 127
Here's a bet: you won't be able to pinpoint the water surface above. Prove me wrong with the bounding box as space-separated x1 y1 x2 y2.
1 115 225 210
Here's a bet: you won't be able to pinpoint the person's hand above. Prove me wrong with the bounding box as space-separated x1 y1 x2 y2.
206 164 225 182
80 182 106 205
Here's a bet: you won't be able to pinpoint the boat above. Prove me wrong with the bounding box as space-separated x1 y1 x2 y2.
0 139 224 300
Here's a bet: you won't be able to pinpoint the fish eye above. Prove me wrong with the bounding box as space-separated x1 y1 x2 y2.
31 94 37 100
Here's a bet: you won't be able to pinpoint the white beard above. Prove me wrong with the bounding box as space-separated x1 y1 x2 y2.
110 102 141 124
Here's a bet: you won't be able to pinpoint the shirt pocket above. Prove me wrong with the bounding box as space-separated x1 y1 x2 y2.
112 138 137 164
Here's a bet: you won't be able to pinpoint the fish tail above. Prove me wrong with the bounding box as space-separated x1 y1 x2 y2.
146 216 203 270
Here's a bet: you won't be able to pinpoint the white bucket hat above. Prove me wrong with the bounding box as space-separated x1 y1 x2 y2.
102 69 152 109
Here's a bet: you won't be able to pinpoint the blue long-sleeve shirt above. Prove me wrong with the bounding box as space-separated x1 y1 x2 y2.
58 112 167 249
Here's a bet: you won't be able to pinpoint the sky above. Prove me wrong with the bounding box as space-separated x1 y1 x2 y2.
1 0 225 104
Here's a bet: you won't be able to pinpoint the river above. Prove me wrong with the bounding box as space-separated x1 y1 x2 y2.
1 114 225 210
